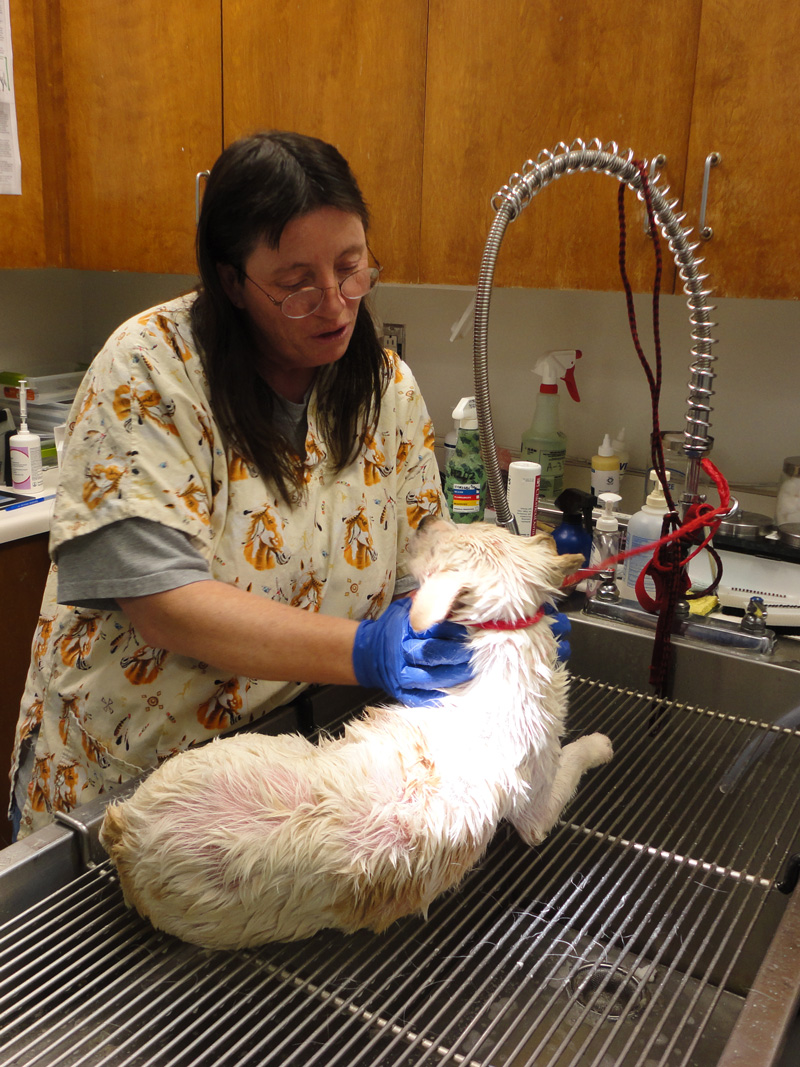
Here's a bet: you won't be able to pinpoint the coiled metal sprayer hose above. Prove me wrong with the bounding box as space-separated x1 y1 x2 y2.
473 139 718 533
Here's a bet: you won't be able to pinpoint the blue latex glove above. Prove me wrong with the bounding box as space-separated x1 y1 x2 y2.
545 603 571 662
352 598 474 706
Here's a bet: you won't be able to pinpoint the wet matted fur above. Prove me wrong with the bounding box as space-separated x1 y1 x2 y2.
100 520 612 949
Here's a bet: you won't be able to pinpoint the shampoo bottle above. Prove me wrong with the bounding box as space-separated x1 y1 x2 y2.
10 379 43 492
620 472 670 600
520 350 582 500
590 434 621 497
611 429 630 478
444 397 487 524
506 460 541 536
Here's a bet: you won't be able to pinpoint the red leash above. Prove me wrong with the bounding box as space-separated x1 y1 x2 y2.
562 456 731 590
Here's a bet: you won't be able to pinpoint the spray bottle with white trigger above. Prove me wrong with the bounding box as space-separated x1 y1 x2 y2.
520 350 582 499
444 397 487 524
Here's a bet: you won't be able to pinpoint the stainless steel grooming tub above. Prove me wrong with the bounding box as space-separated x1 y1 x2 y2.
2 613 800 1067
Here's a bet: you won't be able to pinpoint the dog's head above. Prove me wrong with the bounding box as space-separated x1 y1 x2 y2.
407 518 583 630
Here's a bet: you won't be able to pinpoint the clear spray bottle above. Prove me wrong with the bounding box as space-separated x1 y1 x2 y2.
520 350 582 500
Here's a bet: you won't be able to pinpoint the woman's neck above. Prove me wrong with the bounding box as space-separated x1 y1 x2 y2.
272 374 315 405
257 361 316 404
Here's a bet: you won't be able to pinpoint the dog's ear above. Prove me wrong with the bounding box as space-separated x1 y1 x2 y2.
526 534 584 585
551 552 586 581
529 532 560 554
409 572 465 630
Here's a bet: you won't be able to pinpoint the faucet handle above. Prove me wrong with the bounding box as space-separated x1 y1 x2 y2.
594 567 621 603
741 596 767 634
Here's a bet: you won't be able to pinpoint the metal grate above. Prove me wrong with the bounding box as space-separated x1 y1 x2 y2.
3 678 800 1067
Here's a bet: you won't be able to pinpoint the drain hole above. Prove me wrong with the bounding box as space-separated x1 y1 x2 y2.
571 963 652 1021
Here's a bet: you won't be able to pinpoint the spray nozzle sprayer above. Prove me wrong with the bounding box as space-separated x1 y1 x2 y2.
452 396 478 428
533 349 582 403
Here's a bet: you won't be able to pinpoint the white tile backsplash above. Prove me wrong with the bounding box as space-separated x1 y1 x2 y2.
373 283 800 508
1 269 797 513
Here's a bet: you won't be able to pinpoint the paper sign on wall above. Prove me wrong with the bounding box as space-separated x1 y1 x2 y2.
0 0 21 196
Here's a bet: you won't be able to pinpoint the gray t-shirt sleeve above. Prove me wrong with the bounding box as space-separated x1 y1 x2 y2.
55 517 212 609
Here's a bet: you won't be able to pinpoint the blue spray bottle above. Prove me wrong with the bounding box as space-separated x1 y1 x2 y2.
552 488 594 566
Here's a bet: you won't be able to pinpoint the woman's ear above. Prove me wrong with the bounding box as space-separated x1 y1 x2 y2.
217 263 247 309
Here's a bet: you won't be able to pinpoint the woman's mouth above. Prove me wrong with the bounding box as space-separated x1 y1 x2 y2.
314 323 350 343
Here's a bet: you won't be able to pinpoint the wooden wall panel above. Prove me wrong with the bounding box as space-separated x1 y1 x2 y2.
58 0 222 274
223 0 428 284
683 0 800 299
421 0 704 292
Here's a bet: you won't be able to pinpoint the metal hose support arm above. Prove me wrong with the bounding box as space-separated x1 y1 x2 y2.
474 138 718 532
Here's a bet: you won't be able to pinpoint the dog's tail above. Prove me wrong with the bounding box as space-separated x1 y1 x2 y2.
99 802 127 858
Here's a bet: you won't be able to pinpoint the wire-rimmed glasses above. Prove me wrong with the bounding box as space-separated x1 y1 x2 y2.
243 264 382 319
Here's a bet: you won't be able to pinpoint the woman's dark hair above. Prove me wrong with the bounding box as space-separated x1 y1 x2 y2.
190 131 389 504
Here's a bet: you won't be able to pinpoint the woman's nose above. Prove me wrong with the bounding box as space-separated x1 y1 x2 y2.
316 279 348 315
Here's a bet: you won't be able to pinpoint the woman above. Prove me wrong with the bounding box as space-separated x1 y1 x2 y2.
9 131 471 839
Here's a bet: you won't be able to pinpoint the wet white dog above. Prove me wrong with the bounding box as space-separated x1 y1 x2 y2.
100 519 612 949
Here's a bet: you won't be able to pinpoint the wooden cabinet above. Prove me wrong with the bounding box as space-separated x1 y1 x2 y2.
222 0 428 284
14 0 423 280
682 0 800 299
41 0 222 274
0 0 48 268
420 0 704 293
0 534 50 847
420 0 800 300
10 0 800 297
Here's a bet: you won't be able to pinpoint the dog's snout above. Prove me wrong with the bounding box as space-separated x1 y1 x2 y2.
412 514 450 548
416 514 441 534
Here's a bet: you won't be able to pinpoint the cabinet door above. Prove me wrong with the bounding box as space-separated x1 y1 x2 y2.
683 0 800 299
0 534 50 847
0 0 48 268
222 0 427 284
55 0 222 274
421 0 703 293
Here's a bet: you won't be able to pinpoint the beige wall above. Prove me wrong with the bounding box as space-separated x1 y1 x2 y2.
1 269 797 511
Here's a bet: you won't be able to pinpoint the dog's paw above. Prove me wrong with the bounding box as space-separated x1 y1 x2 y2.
581 732 614 768
514 822 548 848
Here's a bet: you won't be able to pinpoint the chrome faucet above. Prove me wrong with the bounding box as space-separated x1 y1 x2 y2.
471 139 774 655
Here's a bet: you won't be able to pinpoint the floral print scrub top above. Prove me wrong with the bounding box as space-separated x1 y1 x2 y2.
10 295 446 837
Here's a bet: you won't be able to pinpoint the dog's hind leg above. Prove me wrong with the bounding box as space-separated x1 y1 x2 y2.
510 733 613 846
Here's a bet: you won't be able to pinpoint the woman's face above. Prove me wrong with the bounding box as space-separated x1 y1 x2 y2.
219 206 369 401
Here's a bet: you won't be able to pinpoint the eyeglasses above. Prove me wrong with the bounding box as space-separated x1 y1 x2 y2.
243 264 382 319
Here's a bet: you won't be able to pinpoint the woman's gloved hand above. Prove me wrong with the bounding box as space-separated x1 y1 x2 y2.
545 603 571 662
352 598 474 706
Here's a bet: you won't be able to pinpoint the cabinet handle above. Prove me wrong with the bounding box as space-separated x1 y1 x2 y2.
699 152 721 241
195 170 210 224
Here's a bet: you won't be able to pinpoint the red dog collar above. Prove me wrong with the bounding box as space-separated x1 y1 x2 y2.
467 605 546 631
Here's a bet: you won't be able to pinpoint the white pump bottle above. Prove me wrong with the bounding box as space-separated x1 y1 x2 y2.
620 472 670 600
588 492 621 595
9 379 44 492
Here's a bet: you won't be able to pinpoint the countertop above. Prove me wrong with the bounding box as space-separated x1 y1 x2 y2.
0 468 59 546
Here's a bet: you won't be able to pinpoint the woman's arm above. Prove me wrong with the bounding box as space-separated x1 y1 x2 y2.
118 580 359 686
118 579 475 704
